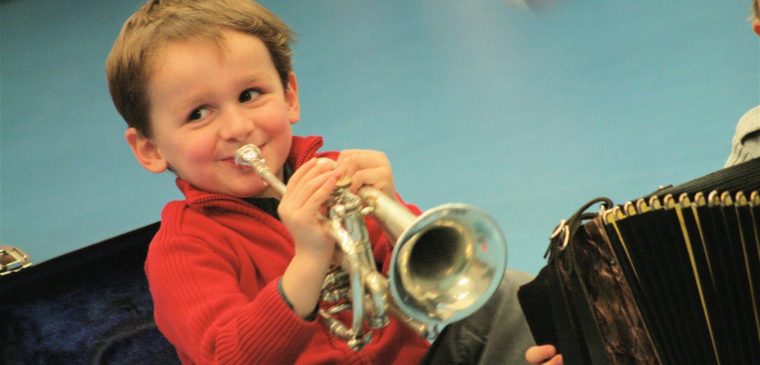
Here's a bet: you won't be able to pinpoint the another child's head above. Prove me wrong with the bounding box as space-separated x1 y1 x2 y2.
108 0 301 198
107 0 294 138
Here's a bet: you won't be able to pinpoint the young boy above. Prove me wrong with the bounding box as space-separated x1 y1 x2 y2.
108 0 535 363
526 2 760 364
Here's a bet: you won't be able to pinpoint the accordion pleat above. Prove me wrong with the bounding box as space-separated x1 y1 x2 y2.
602 191 760 363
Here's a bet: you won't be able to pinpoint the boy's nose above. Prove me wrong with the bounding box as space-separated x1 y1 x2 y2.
219 107 254 141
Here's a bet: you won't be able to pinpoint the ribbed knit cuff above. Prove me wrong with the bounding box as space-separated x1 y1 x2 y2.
276 278 295 310
277 278 319 321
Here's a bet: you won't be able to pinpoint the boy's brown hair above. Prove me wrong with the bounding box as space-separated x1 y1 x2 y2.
106 0 295 137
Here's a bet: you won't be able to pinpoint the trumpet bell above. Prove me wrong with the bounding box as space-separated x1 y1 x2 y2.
388 203 507 328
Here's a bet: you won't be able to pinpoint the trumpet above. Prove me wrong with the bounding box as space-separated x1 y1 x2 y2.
235 144 507 351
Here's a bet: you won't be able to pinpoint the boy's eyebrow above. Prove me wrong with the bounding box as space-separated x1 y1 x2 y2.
242 71 274 85
172 90 212 114
235 72 281 93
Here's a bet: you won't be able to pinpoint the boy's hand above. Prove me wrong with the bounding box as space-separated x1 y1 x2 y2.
526 345 563 365
279 157 340 259
335 149 397 199
279 157 341 318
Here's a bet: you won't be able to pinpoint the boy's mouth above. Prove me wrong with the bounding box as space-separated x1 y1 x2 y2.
226 143 265 169
221 156 246 169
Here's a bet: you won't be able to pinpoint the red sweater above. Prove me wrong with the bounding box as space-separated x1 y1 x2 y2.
145 136 430 364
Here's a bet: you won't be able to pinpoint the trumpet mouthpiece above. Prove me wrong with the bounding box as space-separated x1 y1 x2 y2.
233 144 287 196
235 144 262 168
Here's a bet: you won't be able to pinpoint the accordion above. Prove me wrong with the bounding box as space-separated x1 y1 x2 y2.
518 158 760 364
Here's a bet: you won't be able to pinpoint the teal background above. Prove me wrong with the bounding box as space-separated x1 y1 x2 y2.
1 0 758 274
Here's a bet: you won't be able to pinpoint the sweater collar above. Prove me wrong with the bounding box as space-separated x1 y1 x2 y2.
175 135 324 202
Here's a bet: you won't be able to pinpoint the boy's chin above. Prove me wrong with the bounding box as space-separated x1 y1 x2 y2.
251 184 281 199
229 180 277 199
189 177 269 198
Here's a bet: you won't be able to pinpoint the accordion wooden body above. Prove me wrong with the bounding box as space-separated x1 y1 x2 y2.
518 158 760 364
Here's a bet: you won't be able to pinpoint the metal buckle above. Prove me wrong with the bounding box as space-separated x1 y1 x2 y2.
550 219 570 251
0 245 32 276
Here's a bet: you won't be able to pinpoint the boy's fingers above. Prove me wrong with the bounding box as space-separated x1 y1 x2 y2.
336 150 389 176
335 150 395 196
349 167 393 195
288 170 336 207
525 345 558 364
288 158 337 191
281 160 340 220
285 157 317 188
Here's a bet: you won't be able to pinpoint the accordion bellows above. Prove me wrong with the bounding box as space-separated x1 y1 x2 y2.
519 158 760 364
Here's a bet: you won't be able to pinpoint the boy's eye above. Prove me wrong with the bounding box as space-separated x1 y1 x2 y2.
188 107 209 122
239 89 262 103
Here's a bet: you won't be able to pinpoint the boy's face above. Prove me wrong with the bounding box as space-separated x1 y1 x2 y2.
126 30 299 198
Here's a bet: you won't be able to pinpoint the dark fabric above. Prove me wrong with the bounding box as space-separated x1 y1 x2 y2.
0 223 179 365
422 270 536 365
244 196 281 220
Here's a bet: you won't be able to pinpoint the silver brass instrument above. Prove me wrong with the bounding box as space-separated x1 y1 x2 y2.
235 144 507 351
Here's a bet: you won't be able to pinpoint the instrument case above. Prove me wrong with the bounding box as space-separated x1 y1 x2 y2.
0 223 180 364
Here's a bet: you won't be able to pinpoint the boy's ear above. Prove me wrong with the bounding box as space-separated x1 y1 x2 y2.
753 18 760 36
125 128 168 173
285 72 300 125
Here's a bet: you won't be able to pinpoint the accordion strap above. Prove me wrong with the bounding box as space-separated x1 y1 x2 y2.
545 197 614 264
520 197 617 364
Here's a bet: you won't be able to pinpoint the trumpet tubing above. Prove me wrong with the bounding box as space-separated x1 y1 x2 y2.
234 144 507 351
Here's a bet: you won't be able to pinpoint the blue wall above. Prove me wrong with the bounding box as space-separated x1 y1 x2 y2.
1 0 757 274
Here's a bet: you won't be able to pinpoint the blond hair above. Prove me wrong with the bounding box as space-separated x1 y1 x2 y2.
106 0 294 137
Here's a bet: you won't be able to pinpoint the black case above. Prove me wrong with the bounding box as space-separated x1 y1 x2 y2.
0 223 180 365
